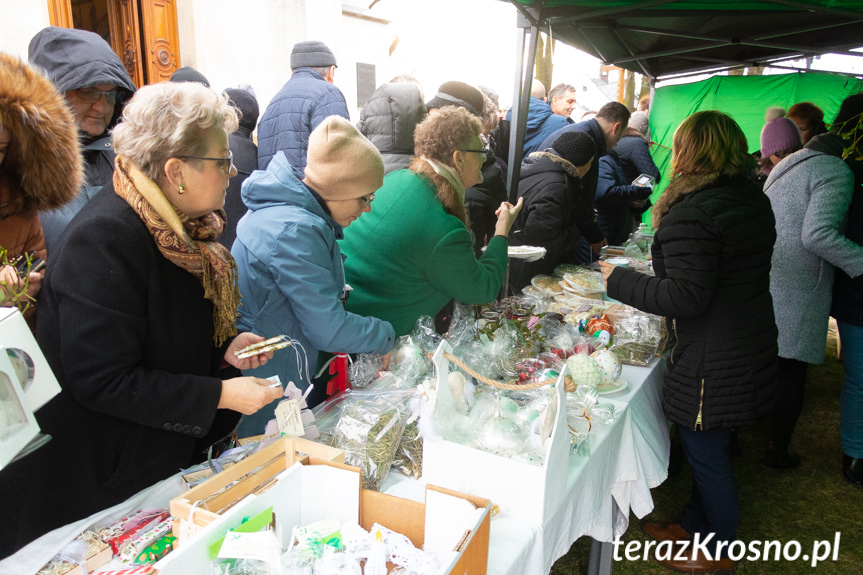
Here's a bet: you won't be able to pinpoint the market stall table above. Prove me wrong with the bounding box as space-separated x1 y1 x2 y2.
0 359 668 575
381 356 669 575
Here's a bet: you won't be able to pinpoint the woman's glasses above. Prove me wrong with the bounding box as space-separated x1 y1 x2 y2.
178 151 234 174
459 148 490 161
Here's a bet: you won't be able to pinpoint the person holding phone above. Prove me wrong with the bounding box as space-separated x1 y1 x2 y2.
0 83 283 557
0 52 81 321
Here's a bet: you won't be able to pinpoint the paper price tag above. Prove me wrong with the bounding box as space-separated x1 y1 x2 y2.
217 530 281 563
275 399 304 436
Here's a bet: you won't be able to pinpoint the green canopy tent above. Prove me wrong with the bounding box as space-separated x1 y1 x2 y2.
501 0 863 200
647 71 863 221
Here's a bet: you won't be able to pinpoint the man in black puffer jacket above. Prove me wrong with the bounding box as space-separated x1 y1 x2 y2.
508 131 596 291
601 111 777 573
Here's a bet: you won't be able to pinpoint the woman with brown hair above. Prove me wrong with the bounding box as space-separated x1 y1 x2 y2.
600 110 777 572
340 106 522 336
787 101 827 146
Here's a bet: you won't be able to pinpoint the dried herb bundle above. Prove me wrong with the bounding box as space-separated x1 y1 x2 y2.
393 420 423 479
332 401 406 491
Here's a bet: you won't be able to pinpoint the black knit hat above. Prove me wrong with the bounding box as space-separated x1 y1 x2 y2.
426 81 484 118
291 40 337 69
224 88 259 132
553 131 596 167
169 66 209 87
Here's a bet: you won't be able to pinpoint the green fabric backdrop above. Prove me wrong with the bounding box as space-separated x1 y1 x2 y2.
644 72 863 225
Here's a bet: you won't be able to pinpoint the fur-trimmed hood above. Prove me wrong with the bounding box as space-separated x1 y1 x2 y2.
0 52 83 212
651 173 750 228
524 150 582 179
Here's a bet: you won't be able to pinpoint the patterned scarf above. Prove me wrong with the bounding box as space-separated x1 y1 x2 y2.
113 155 239 346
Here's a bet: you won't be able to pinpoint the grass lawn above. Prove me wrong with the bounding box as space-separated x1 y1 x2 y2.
551 326 863 574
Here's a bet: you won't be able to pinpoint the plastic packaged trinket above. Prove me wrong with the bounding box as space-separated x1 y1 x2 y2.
234 335 292 359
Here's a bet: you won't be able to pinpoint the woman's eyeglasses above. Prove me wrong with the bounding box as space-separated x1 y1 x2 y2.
459 148 491 160
178 151 235 174
73 88 122 105
359 193 376 205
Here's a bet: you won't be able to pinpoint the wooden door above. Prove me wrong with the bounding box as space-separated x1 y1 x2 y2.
139 0 180 84
48 0 180 87
108 0 144 87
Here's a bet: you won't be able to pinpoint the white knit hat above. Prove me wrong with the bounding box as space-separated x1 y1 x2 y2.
303 116 384 201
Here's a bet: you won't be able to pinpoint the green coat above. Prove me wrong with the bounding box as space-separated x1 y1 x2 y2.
340 168 508 336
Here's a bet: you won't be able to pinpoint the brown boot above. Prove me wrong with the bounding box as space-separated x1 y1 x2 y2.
642 521 692 542
658 550 735 573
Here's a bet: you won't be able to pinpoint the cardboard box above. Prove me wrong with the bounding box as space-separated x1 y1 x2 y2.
170 437 344 535
421 340 571 525
157 438 491 575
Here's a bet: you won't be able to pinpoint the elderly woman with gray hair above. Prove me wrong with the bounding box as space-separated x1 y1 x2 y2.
0 82 282 557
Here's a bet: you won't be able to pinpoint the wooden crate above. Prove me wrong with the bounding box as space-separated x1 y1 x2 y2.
170 437 343 532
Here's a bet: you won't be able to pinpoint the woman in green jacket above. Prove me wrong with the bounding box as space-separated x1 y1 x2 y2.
340 107 522 336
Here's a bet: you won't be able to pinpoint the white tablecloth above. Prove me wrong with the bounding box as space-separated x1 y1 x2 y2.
0 360 669 575
487 358 670 575
383 358 670 575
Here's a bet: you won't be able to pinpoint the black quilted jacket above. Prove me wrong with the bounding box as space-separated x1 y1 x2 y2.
608 174 778 430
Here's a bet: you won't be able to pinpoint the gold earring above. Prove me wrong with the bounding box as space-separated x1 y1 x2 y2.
178 184 185 194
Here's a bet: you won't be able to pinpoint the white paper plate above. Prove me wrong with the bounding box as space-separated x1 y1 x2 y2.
483 245 547 260
596 377 628 395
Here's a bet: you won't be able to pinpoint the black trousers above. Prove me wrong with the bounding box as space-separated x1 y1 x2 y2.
769 356 809 448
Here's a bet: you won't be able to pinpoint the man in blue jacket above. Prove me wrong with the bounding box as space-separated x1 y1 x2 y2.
257 41 350 176
506 79 570 156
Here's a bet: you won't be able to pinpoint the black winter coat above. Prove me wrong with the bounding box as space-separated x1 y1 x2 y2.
221 127 258 249
0 187 241 555
607 175 778 430
466 155 508 257
508 152 589 290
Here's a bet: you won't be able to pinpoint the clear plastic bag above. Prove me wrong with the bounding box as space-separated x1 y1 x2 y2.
348 354 384 389
609 309 662 366
328 390 414 490
390 335 429 385
392 418 423 478
210 559 281 575
446 302 477 352
469 394 530 457
409 315 443 353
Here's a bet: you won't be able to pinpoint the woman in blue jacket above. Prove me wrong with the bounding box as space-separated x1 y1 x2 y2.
232 117 396 436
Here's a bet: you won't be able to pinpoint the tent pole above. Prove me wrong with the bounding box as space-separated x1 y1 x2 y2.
507 14 539 204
